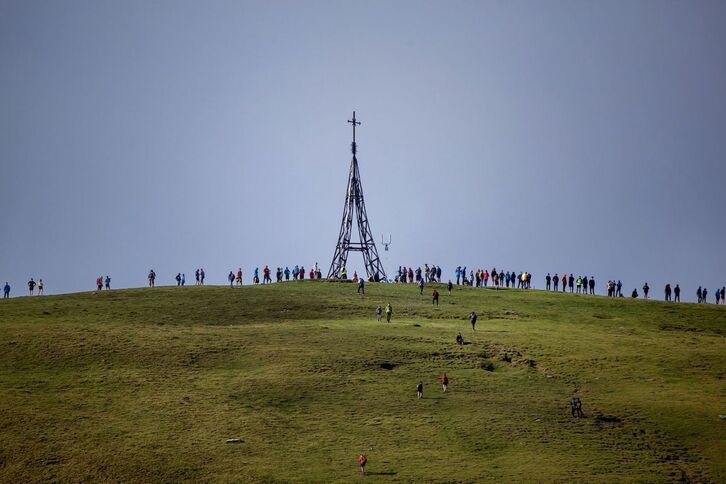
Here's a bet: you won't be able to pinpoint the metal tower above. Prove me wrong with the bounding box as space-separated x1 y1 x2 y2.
327 111 387 281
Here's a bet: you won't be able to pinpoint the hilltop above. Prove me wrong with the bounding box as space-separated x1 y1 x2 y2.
0 282 724 482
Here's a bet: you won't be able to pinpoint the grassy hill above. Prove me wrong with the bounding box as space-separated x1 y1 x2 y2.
1 282 724 482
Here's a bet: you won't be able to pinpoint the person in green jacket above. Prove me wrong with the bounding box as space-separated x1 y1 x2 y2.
385 303 392 323
576 276 583 294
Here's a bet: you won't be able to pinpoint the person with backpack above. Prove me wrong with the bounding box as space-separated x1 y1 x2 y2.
674 284 681 302
376 305 382 322
642 282 650 299
284 267 290 281
28 278 36 295
447 280 453 295
469 311 477 331
358 454 367 475
148 270 156 288
440 374 449 392
432 289 439 306
3 282 9 299
416 382 423 399
385 303 392 323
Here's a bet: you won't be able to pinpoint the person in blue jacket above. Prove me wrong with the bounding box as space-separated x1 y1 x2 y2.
3 282 9 299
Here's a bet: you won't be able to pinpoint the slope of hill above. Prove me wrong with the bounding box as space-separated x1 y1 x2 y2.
1 282 724 482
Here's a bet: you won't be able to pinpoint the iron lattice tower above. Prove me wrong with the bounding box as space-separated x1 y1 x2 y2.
327 111 387 281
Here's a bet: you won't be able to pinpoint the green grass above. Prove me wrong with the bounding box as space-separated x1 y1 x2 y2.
1 282 724 482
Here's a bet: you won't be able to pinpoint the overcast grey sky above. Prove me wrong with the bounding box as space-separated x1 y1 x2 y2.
1 0 725 300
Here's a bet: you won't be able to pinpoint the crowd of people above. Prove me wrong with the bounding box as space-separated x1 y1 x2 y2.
2 265 725 305
394 264 443 284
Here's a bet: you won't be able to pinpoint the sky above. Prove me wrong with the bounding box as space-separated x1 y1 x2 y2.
1 0 725 301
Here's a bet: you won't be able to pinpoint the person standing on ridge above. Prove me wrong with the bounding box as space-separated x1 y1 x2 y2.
176 273 182 286
568 274 574 293
642 282 650 299
674 284 681 302
553 273 559 291
697 286 702 303
105 275 111 290
616 280 623 297
200 268 205 285
28 278 36 295
228 271 235 288
97 276 103 291
37 279 44 295
545 273 551 291
3 282 9 299
181 274 185 286
385 303 392 323
284 267 290 281
589 277 595 295
195 269 200 286
665 284 671 301
702 287 708 303
236 268 243 285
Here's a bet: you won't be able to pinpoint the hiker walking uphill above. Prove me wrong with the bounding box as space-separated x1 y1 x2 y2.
432 289 439 306
385 303 392 323
570 397 584 417
447 280 453 294
418 279 424 295
358 454 367 475
416 382 423 399
357 278 365 295
440 374 449 392
469 311 477 331
376 305 382 321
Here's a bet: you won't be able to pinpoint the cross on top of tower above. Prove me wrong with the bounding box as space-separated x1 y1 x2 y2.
348 111 361 155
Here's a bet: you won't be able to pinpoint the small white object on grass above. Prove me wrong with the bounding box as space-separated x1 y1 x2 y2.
226 438 243 443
